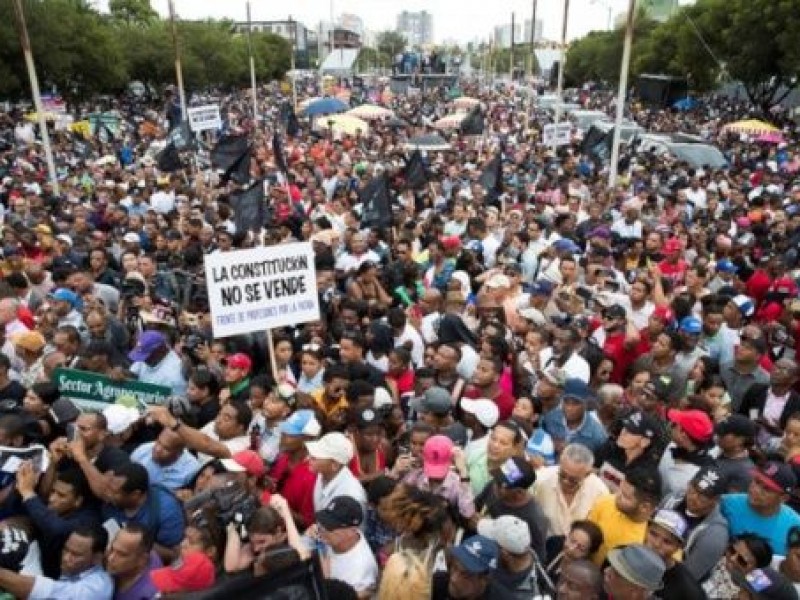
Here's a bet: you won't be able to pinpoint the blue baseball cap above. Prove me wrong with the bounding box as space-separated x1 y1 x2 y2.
450 535 499 575
716 259 738 274
562 378 591 403
128 330 167 362
552 238 580 254
279 409 321 437
679 316 702 334
530 280 555 296
49 288 79 308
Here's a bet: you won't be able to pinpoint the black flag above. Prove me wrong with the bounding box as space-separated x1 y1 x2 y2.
286 107 300 137
460 107 484 136
581 125 613 165
404 150 428 190
211 135 250 172
360 174 392 228
230 179 266 234
479 152 503 195
166 122 195 151
72 133 92 160
272 133 289 175
156 142 182 172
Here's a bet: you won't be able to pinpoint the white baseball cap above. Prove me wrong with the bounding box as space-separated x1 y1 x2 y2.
477 515 531 554
102 404 140 435
305 432 354 465
460 398 499 429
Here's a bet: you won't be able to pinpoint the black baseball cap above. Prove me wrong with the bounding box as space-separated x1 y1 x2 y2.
315 496 363 530
621 411 660 440
715 414 757 439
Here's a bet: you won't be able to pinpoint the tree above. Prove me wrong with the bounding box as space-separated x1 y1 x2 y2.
376 31 407 58
356 47 385 71
109 0 158 26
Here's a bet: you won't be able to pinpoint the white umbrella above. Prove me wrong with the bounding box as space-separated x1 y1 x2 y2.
452 96 482 111
314 114 369 135
347 104 394 120
434 114 467 129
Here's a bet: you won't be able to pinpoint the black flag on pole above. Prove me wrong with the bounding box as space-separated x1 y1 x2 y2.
156 142 183 172
211 135 250 172
286 107 300 137
230 179 266 234
272 133 288 174
460 107 484 135
479 152 503 195
403 150 428 190
360 174 393 228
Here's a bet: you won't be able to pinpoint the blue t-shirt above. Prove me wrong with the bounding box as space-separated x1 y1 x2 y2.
720 494 800 556
102 485 185 548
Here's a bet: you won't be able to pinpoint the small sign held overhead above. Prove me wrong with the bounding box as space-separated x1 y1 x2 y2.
543 122 572 147
187 104 222 132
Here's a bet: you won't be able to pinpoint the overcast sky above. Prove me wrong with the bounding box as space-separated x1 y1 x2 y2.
95 0 673 44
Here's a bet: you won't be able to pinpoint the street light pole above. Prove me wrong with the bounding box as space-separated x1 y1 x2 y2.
10 0 58 195
246 2 258 121
608 0 636 189
167 0 188 121
529 0 538 78
552 0 570 153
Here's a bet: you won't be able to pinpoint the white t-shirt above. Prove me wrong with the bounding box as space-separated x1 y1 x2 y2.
328 533 379 594
198 422 251 463
538 347 591 384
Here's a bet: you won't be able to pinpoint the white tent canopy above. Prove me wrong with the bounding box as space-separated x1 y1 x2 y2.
321 49 359 75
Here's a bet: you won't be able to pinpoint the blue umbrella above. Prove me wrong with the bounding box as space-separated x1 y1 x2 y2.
303 97 349 117
672 97 699 111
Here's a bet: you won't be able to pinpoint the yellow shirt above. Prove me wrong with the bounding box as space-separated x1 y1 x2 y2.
587 493 647 565
310 389 349 418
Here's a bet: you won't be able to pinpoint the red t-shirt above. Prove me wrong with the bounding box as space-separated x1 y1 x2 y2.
387 369 415 397
463 386 515 420
603 331 632 385
268 453 316 527
658 259 688 287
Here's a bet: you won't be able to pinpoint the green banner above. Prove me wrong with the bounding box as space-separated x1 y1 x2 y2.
53 368 171 408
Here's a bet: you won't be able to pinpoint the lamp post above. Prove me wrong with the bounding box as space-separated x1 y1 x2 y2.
608 0 637 189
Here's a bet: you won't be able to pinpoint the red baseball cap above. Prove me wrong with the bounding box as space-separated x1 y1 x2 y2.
225 353 252 372
423 435 453 479
151 551 215 593
652 305 674 324
667 409 713 443
221 449 266 478
663 238 683 254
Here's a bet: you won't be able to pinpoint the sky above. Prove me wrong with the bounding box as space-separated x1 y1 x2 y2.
95 0 684 45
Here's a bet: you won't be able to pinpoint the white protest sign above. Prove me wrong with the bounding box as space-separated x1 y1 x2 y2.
187 104 222 132
542 122 572 147
205 243 320 338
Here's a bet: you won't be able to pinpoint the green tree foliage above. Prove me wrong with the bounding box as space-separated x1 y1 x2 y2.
376 31 407 57
0 0 291 101
566 0 800 112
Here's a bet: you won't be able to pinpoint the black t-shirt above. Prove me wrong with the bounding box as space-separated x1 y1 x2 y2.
0 380 25 403
431 571 517 600
656 562 707 600
195 397 221 429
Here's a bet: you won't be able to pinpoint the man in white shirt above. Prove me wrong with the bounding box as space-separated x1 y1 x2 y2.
334 232 380 277
316 495 378 598
539 325 591 384
307 432 367 515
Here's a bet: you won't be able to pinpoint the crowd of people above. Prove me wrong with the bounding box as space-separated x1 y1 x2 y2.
0 75 798 600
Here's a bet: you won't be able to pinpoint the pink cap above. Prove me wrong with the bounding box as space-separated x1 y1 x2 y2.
422 435 453 479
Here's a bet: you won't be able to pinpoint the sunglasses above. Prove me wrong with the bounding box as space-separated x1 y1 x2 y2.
726 544 750 570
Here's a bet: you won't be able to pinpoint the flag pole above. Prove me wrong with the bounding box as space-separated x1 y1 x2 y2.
246 2 258 123
608 0 636 190
167 0 188 122
510 12 515 82
552 0 570 154
11 0 59 196
529 0 538 79
289 16 298 111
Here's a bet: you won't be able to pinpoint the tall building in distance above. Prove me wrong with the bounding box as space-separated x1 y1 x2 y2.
493 22 523 49
396 10 434 47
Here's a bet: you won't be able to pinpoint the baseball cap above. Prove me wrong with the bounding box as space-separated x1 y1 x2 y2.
651 305 675 324
679 316 702 334
667 409 714 444
691 465 726 497
102 404 140 435
552 238 580 254
529 280 555 297
526 428 556 466
730 567 798 600
607 544 665 592
642 375 672 401
225 353 252 372
649 509 688 544
460 398 500 429
128 330 167 362
562 378 591 404
55 234 72 247
273 382 297 409
539 367 567 388
493 456 536 489
621 410 659 440
355 407 383 430
770 277 799 297
151 551 215 593
602 304 627 320
716 259 739 274
715 414 757 439
450 535 499 575
753 461 797 495
477 515 531 554
663 238 683 254
306 432 354 465
441 422 469 448
279 409 322 437
12 330 46 353
485 273 511 289
49 288 79 308
422 435 454 479
731 294 755 318
414 386 452 416
588 226 611 239
316 495 363 530
220 449 266 478
122 232 140 244
0 527 29 572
